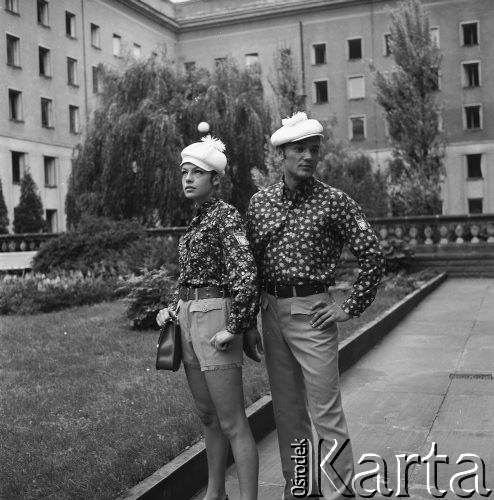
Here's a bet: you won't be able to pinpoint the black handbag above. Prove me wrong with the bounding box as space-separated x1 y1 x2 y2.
156 319 182 371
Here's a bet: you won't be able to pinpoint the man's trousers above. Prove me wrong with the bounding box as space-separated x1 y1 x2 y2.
261 291 355 500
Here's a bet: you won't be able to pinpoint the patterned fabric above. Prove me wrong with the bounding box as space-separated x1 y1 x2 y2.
169 197 259 335
246 177 385 317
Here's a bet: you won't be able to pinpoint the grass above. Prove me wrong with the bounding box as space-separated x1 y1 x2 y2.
0 277 421 500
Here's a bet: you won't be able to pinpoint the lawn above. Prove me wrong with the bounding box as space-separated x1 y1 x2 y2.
0 276 420 500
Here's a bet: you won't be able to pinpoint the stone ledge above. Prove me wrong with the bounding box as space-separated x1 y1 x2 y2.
115 272 447 500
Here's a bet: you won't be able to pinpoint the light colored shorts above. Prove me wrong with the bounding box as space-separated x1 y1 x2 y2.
177 297 243 371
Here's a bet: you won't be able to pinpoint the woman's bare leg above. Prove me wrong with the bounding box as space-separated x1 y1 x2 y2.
185 365 229 500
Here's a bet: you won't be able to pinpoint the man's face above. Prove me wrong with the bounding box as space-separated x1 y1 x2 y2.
283 136 321 183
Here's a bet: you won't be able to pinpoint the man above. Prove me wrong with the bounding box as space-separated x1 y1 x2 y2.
245 112 385 500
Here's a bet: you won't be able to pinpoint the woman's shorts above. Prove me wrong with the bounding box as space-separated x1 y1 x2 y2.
176 297 243 371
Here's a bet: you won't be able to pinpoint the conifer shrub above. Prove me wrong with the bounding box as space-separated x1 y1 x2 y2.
13 172 46 234
0 177 9 234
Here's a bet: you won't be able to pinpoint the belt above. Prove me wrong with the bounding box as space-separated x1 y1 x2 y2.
179 285 230 301
263 282 328 298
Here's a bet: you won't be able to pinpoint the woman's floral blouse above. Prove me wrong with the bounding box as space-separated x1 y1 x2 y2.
169 197 259 335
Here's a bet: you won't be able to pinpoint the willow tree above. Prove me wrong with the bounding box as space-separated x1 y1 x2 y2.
66 56 271 226
372 0 445 215
194 60 271 213
66 60 197 227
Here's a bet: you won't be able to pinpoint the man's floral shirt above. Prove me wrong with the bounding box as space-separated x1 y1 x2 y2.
246 177 385 317
169 197 259 335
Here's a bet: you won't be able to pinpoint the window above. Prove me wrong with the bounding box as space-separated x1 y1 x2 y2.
350 117 365 140
41 98 53 128
6 34 20 67
464 105 481 130
429 27 440 47
214 57 227 68
43 156 57 186
383 33 392 56
184 61 196 72
312 43 326 65
39 46 51 77
348 75 365 99
37 0 49 26
8 89 22 121
67 57 78 85
349 116 366 140
90 23 100 48
112 34 121 57
429 67 440 91
92 66 101 93
313 80 328 103
11 151 26 183
461 21 479 46
466 154 482 179
132 43 141 59
5 0 19 14
462 62 480 87
45 209 58 233
245 53 259 69
468 198 483 214
348 38 362 60
65 11 76 37
69 105 80 133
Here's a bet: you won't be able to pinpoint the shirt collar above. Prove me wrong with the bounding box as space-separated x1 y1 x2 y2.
195 197 219 216
281 176 315 201
189 197 219 228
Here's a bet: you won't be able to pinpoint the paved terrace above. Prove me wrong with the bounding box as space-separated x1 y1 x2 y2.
192 278 494 500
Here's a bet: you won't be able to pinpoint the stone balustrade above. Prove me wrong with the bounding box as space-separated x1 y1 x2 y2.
368 214 494 247
1 215 494 254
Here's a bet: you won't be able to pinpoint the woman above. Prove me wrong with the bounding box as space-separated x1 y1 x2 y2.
157 136 259 500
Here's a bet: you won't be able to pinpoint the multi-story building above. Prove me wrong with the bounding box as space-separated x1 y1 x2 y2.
1 0 176 232
1 0 493 231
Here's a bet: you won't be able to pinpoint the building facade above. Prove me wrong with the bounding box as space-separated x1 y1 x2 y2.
1 0 493 231
1 0 176 232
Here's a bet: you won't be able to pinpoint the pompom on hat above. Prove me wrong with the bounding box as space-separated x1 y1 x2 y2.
270 112 324 147
180 135 227 177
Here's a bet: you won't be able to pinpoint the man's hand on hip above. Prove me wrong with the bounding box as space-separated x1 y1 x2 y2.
310 301 351 329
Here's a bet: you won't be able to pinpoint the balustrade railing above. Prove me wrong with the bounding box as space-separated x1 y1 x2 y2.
1 215 494 254
367 214 494 247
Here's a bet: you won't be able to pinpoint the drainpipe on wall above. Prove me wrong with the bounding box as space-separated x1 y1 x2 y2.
299 21 306 108
80 0 89 125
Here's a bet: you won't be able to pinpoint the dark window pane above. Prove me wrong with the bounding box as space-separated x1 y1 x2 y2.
351 117 365 140
314 81 328 103
348 38 362 60
462 23 478 46
313 44 326 64
465 106 481 129
467 154 482 178
468 198 483 214
464 63 480 87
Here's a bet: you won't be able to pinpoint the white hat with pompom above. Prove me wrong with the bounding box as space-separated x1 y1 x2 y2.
180 135 227 177
270 112 323 147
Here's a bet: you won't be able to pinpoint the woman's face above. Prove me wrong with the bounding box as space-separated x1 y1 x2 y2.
181 163 218 204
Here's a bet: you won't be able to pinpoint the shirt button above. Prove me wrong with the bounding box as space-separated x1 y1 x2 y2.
202 305 208 312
